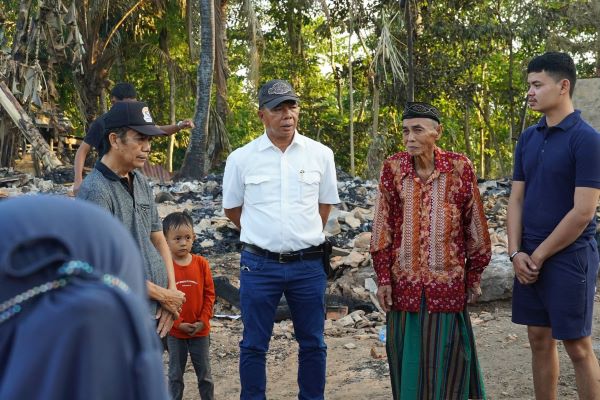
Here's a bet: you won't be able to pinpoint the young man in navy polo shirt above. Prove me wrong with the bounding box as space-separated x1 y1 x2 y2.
508 52 600 399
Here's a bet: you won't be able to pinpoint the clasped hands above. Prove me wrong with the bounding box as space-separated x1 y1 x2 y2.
156 287 186 338
178 321 205 336
512 252 543 285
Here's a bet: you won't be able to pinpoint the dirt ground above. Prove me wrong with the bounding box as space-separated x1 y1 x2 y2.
170 274 600 400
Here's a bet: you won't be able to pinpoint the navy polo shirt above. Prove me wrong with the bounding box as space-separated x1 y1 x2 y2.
513 110 600 252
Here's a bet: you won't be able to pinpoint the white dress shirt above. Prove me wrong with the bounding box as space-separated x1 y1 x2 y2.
222 132 340 252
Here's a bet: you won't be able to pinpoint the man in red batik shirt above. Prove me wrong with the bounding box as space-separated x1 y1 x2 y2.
370 102 491 400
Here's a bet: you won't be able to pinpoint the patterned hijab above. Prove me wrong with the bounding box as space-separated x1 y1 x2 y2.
0 196 168 400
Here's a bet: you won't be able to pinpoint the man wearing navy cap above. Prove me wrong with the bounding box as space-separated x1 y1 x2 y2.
222 79 340 400
77 101 185 338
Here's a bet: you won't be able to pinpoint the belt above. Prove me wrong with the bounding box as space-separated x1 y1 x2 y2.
242 243 324 263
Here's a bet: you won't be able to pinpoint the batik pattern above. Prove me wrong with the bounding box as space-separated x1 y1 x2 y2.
370 147 491 312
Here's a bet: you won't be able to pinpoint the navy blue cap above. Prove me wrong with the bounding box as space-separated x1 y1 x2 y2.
258 79 299 109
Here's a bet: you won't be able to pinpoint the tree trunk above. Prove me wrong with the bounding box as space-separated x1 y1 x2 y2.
319 0 343 116
0 81 62 171
404 0 415 102
348 1 355 176
214 0 229 125
160 27 177 172
176 0 215 180
366 80 384 180
464 100 471 159
186 0 195 59
508 33 516 149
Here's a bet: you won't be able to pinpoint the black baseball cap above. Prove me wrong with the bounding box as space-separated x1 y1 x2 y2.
103 101 166 136
110 82 137 100
258 79 299 109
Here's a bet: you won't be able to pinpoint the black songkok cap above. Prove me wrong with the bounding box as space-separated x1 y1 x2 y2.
402 102 441 123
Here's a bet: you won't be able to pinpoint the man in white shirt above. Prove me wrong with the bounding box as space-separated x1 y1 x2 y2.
222 79 340 400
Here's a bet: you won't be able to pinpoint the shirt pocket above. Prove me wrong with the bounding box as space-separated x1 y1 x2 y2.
298 170 321 204
244 175 277 205
136 202 152 233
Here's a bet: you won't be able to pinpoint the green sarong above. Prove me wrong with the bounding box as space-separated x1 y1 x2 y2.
386 296 486 400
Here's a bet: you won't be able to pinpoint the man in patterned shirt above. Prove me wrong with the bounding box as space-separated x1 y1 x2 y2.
370 102 491 400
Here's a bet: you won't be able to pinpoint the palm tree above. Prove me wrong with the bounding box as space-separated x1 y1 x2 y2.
176 0 214 180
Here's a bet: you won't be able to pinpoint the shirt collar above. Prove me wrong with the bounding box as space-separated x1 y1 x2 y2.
398 146 454 175
95 161 135 193
95 161 121 181
257 131 305 151
535 109 581 132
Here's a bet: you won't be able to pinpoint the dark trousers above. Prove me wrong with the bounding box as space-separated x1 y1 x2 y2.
167 335 214 400
238 250 328 400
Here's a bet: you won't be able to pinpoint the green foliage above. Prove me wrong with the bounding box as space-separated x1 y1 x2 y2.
3 0 600 178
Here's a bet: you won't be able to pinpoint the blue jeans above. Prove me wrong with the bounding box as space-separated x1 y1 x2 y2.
167 335 214 400
239 250 327 400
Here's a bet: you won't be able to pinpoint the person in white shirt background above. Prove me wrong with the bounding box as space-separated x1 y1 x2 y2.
222 79 340 400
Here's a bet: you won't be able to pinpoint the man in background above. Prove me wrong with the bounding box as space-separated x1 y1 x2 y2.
72 82 193 194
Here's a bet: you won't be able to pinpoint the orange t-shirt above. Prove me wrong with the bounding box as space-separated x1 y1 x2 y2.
169 254 215 338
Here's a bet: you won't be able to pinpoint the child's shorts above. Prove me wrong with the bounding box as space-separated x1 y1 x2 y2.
512 240 599 340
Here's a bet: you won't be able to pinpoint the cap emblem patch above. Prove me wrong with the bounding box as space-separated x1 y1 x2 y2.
267 82 291 95
142 107 153 123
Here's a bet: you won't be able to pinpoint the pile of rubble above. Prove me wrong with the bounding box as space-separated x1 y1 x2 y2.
2 166 599 309
0 167 69 197
148 170 519 307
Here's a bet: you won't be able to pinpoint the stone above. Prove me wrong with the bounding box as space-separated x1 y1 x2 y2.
155 191 175 203
332 246 351 257
330 256 345 269
194 218 212 234
364 278 378 294
204 180 219 195
343 343 357 350
352 207 370 222
343 251 366 268
200 239 215 248
479 255 514 302
345 214 361 229
352 232 371 250
325 216 342 236
335 315 356 327
348 310 366 322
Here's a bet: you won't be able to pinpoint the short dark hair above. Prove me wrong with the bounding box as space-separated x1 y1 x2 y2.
527 52 576 96
110 83 137 100
99 126 128 156
162 211 194 235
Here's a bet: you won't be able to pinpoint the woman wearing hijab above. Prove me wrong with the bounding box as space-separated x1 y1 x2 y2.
0 196 169 400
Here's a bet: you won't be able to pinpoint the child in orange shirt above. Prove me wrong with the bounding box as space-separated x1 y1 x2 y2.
163 212 215 400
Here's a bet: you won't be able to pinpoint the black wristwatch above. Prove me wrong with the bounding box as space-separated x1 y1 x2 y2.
509 251 520 262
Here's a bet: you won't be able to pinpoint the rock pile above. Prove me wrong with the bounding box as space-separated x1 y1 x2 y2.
149 172 519 305
3 165 599 307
